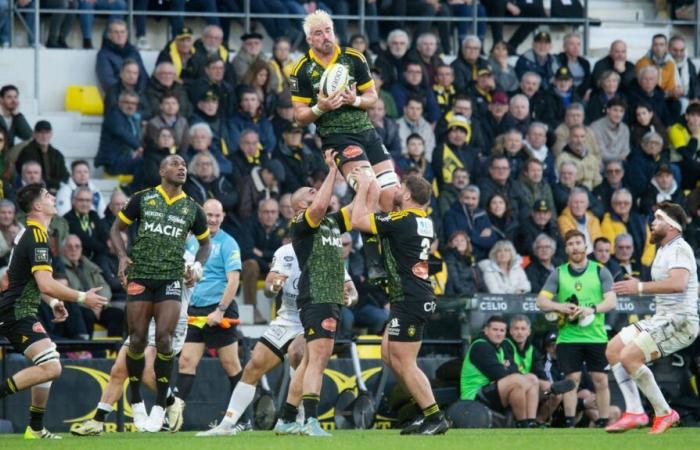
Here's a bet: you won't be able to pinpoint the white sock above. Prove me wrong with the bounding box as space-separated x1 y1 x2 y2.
631 365 671 416
97 402 113 413
612 363 644 414
222 382 256 426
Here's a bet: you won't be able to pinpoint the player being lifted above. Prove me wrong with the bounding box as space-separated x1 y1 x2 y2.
606 202 699 434
0 184 107 439
111 155 211 432
291 9 399 278
351 172 450 435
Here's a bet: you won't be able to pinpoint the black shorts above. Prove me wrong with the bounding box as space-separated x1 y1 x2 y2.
299 303 340 342
127 278 182 303
322 128 391 168
386 300 435 342
557 342 608 375
185 303 239 349
476 383 506 414
0 315 50 353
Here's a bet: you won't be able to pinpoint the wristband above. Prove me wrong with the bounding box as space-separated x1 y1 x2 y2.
353 96 362 107
76 291 87 304
311 105 325 117
49 298 60 309
637 282 644 295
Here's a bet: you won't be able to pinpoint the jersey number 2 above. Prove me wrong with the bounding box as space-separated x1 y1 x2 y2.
419 238 430 260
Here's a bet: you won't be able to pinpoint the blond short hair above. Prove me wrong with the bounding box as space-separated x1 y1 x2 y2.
303 10 333 37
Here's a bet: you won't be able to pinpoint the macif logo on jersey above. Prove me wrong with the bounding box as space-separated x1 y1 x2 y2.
143 221 184 238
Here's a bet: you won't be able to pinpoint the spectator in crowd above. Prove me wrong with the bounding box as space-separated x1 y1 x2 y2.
433 115 482 190
586 71 625 125
183 25 236 86
469 67 498 121
183 151 237 214
104 59 147 116
240 198 285 323
232 32 270 83
433 64 457 116
590 237 622 281
95 230 128 304
629 101 666 150
515 72 554 128
553 103 599 157
488 41 518 93
519 157 555 214
0 200 22 267
145 93 189 152
478 240 531 294
96 20 148 92
460 316 539 427
242 60 278 117
627 65 673 126
397 134 434 184
409 32 443 85
61 234 122 338
15 120 69 193
502 94 531 136
600 189 655 268
552 160 604 218
493 129 528 179
269 36 294 97
229 86 276 152
144 62 193 121
270 92 295 137
640 164 686 216
371 66 399 119
230 129 269 181
278 193 294 225
397 95 436 161
391 61 440 124
635 34 679 96
515 31 556 91
626 131 674 197
273 122 323 194
590 97 630 163
436 94 485 150
373 29 410 89
557 187 602 254
63 186 107 260
611 233 650 281
186 121 233 177
56 160 107 218
480 91 510 151
592 160 628 215
16 161 43 190
96 189 127 242
236 159 284 219
368 98 402 159
553 33 591 97
155 27 195 80
189 56 237 120
77 0 126 48
591 40 637 91
443 186 497 260
439 167 470 216
444 231 484 297
523 122 556 184
95 91 143 177
452 35 490 93
0 85 32 146
669 102 700 189
548 67 583 126
486 193 519 243
555 124 602 190
668 35 699 111
134 128 183 190
479 154 530 221
516 199 565 263
525 233 557 293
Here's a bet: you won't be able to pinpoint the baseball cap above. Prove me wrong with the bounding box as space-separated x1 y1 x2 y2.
544 330 558 345
555 66 572 81
447 115 469 133
492 91 508 105
34 120 52 132
477 67 493 77
241 32 263 41
533 199 550 212
534 31 551 43
176 27 193 40
263 159 286 183
199 90 219 102
283 121 303 134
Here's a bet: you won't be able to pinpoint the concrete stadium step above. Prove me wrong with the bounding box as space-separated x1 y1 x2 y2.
51 131 100 159
24 112 81 132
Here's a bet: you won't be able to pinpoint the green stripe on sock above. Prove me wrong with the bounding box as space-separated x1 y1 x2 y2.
126 350 145 359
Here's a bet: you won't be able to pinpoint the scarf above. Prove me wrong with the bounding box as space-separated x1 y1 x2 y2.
675 56 690 95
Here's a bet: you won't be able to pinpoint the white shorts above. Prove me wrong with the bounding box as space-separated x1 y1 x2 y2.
620 315 699 361
258 316 304 361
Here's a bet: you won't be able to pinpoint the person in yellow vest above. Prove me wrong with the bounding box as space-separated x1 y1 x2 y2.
536 229 617 428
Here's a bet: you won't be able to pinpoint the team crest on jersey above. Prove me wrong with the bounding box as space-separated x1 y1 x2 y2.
575 281 582 291
34 248 49 263
148 200 156 206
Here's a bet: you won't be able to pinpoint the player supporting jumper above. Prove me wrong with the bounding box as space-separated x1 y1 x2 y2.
175 199 246 428
606 202 699 434
111 155 211 432
285 150 350 436
351 172 450 435
0 184 108 439
536 230 618 428
72 250 195 436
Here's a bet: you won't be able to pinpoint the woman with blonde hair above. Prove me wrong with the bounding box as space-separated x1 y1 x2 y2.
478 240 531 294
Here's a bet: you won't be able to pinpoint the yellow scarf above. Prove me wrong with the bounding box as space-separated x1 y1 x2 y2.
440 143 464 185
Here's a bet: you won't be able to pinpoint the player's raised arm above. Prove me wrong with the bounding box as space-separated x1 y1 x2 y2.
33 271 107 308
350 168 379 233
304 150 338 226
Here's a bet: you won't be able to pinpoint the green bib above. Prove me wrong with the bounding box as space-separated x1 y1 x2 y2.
506 339 533 374
556 261 607 344
460 338 505 400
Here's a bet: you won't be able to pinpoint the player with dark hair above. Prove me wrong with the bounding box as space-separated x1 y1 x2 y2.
110 155 211 432
351 173 449 435
0 184 108 439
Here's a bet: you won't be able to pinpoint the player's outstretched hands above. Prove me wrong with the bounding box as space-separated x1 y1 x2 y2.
85 287 108 309
317 89 344 112
117 255 133 288
51 301 68 323
612 277 640 296
341 85 358 106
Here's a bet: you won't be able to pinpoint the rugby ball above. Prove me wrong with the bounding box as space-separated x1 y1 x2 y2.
320 63 349 96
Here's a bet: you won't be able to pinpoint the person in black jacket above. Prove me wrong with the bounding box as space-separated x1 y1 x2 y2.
525 234 557 293
272 122 324 194
432 116 484 191
516 200 566 264
104 59 147 116
95 90 144 177
486 193 519 243
554 33 592 97
132 128 184 191
15 120 69 194
187 55 237 120
478 155 530 222
63 186 107 260
95 20 148 92
95 233 127 304
591 40 637 91
444 230 484 296
592 160 629 216
183 151 238 214
372 29 410 89
144 62 193 121
626 66 674 127
181 26 237 87
0 85 32 146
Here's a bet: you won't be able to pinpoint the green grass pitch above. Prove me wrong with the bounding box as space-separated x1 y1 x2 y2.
2 429 700 450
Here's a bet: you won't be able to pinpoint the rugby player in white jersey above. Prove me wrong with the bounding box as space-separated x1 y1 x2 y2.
606 202 699 434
